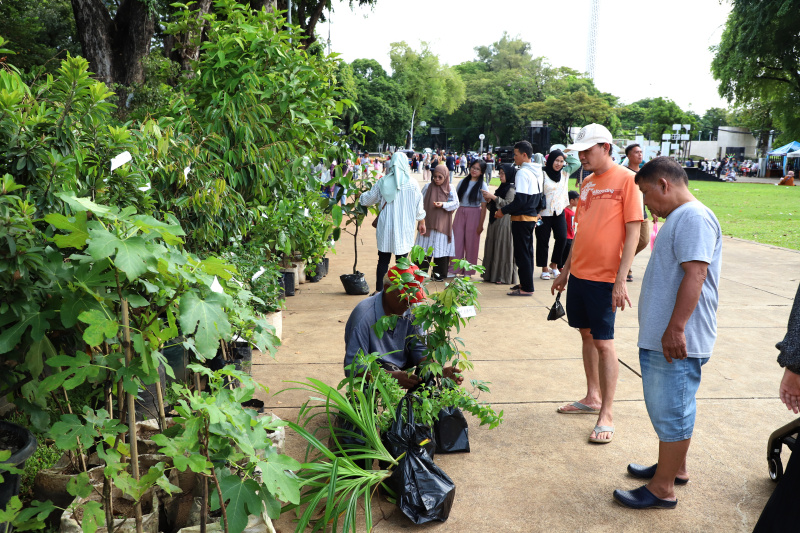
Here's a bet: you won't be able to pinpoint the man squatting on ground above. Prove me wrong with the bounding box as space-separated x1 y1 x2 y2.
342 264 462 387
551 123 643 444
612 157 722 510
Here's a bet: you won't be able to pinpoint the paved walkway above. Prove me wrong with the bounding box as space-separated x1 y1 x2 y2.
255 173 798 532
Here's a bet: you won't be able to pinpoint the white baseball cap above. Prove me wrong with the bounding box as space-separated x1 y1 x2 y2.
565 123 613 152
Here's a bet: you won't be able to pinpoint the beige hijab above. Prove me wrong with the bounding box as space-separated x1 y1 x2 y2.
424 165 453 241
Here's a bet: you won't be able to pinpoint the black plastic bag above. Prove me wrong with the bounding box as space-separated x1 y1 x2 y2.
388 445 456 524
547 292 566 321
434 406 470 453
383 395 436 460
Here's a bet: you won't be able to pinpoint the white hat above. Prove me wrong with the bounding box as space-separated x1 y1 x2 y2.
565 123 613 152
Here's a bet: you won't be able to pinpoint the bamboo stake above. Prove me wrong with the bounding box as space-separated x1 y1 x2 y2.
60 387 89 473
122 300 144 533
154 380 167 431
194 372 208 533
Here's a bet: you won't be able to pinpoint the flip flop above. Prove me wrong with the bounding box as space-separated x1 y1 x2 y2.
507 289 533 296
589 425 615 444
557 401 600 415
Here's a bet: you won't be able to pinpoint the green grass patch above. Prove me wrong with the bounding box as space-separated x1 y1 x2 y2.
565 178 800 249
687 181 800 250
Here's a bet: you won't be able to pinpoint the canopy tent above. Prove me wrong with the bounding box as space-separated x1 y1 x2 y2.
788 150 800 158
767 141 800 156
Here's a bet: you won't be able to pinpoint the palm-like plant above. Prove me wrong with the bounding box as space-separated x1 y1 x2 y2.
282 364 400 533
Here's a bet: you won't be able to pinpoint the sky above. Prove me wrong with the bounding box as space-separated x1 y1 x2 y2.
325 0 733 115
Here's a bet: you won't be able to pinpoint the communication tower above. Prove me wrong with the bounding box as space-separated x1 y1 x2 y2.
586 0 600 80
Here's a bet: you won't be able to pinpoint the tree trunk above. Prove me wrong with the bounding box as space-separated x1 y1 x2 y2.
71 0 156 87
251 0 278 11
165 0 213 76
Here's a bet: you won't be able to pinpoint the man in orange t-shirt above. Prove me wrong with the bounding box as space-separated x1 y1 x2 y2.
551 123 643 445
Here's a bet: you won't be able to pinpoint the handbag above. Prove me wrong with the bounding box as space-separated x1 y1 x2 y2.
547 292 565 321
371 200 386 228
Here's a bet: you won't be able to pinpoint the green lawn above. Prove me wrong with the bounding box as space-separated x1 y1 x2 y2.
677 181 800 250
555 178 800 250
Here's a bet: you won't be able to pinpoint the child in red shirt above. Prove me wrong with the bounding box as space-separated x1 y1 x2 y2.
561 190 579 266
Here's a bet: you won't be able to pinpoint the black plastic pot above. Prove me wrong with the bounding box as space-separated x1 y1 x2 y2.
163 336 190 385
340 272 370 295
230 341 252 375
322 257 330 276
306 263 324 283
281 270 296 296
1 421 37 533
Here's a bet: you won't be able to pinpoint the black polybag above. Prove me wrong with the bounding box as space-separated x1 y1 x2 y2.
384 396 456 524
388 445 456 524
434 406 470 453
383 395 436 460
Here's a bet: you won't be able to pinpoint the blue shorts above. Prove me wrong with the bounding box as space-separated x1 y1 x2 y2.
640 348 708 442
565 275 615 340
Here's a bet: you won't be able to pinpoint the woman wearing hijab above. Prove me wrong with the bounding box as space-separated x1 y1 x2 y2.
481 163 518 285
535 149 570 280
450 158 489 276
360 152 426 291
415 164 459 280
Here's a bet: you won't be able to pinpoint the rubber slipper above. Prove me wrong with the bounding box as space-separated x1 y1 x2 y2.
507 289 533 296
509 284 520 290
627 463 689 485
613 486 677 510
557 401 600 415
588 425 615 444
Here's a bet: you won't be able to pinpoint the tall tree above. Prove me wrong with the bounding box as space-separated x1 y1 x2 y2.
273 0 377 49
70 0 156 86
520 90 617 145
389 41 466 149
0 0 81 72
711 0 800 141
347 59 411 149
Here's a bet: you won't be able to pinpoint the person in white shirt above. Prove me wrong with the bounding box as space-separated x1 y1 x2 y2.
360 152 426 291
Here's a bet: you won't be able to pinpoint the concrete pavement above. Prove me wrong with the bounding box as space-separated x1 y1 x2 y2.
254 173 799 532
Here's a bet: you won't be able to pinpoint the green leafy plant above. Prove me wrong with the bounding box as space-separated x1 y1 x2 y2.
372 245 503 428
152 365 300 533
330 167 379 275
282 370 400 533
222 246 285 316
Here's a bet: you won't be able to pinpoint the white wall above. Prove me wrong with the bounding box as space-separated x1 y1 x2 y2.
688 140 719 160
716 127 759 159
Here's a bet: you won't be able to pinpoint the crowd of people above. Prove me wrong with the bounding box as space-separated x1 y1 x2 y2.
345 123 728 510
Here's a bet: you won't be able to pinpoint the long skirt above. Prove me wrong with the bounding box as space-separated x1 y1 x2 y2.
450 206 482 276
482 215 518 285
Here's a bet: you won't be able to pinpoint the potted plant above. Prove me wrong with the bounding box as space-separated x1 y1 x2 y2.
371 247 503 436
0 421 38 533
332 166 377 295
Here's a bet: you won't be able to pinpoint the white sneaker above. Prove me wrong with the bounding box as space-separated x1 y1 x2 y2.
540 272 551 280
551 268 560 278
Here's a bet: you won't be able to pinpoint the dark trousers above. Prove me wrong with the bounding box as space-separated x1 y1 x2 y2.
754 447 800 531
561 238 573 269
418 256 450 281
535 212 567 269
376 251 407 290
511 220 536 293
